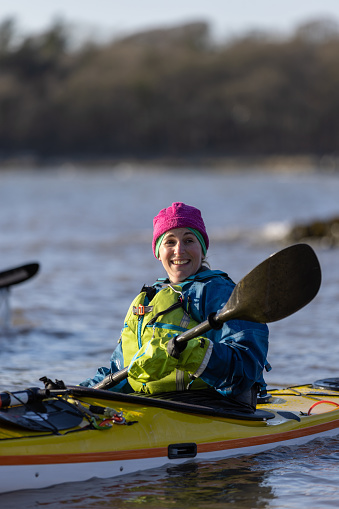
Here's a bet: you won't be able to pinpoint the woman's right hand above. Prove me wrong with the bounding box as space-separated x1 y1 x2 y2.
127 335 212 383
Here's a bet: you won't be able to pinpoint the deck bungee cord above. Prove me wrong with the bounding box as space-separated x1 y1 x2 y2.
0 386 128 433
267 381 339 416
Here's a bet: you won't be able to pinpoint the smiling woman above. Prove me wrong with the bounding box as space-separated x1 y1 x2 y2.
152 202 209 283
158 228 203 283
81 202 269 411
152 202 209 282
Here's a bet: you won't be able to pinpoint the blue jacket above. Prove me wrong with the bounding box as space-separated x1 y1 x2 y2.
81 268 269 397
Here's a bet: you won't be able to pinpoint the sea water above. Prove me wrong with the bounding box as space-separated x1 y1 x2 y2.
1 165 339 507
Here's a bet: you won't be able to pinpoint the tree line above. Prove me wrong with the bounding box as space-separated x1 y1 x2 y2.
1 18 339 161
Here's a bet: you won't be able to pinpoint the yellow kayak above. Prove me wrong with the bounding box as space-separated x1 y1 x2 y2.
0 379 339 494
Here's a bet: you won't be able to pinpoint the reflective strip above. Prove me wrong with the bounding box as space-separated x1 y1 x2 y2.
193 341 213 378
180 311 190 328
175 370 186 391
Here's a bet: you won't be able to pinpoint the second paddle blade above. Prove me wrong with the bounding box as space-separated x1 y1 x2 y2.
218 243 321 324
0 263 40 289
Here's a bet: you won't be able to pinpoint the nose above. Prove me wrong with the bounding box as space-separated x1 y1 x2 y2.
174 241 185 255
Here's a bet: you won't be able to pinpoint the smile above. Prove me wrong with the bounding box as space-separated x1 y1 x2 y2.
172 260 190 265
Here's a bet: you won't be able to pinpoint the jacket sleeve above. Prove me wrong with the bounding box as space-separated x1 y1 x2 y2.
185 276 269 396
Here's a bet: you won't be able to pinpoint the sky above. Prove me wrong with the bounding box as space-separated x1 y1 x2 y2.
1 0 339 43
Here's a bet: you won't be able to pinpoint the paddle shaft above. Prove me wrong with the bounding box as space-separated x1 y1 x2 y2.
93 307 248 389
93 243 321 390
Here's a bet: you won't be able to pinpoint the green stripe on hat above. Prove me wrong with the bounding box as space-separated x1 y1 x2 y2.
155 228 207 259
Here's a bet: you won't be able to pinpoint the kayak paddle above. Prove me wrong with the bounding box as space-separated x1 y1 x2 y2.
93 243 321 390
0 263 40 290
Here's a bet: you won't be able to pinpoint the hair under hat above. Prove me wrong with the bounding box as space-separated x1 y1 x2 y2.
152 202 209 258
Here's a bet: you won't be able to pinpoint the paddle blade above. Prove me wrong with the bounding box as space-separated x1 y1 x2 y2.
0 263 40 289
217 244 321 324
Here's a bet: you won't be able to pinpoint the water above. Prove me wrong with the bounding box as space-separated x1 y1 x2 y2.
1 165 339 507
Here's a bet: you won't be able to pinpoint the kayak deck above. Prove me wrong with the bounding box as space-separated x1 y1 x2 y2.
0 382 339 494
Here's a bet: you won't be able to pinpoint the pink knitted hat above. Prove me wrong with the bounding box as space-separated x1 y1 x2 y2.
152 202 209 258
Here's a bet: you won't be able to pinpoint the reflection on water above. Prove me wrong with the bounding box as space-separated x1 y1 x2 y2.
0 456 275 509
0 288 11 328
1 167 339 507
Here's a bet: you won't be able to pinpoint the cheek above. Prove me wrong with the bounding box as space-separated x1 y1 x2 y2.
158 248 169 265
192 245 203 259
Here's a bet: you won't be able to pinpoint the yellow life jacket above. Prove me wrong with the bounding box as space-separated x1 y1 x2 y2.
120 283 211 394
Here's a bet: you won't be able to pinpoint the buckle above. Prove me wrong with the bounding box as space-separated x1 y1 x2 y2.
133 305 153 316
133 305 145 315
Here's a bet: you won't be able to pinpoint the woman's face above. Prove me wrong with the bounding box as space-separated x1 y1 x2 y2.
158 228 203 283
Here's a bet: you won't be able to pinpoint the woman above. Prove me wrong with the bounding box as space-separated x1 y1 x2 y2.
81 202 269 409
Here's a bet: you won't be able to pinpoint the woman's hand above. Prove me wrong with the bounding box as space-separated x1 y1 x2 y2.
127 335 212 383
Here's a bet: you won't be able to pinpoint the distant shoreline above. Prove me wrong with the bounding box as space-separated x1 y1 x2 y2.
0 153 338 173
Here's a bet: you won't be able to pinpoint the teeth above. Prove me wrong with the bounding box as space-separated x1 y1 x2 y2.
172 260 189 265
